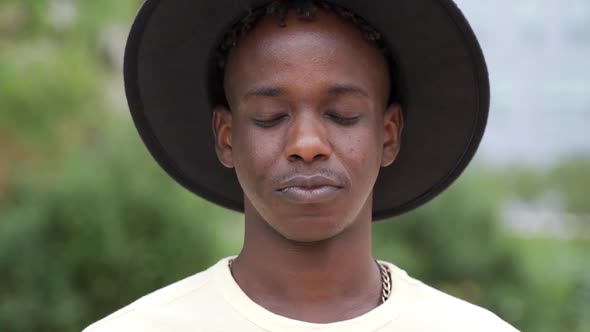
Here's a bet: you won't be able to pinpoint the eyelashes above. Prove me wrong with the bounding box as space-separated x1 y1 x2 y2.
327 113 360 125
253 113 361 128
253 115 288 128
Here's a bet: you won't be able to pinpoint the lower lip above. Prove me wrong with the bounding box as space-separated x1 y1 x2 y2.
277 186 342 203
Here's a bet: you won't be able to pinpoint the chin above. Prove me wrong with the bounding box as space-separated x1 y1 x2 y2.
270 213 353 243
244 194 369 243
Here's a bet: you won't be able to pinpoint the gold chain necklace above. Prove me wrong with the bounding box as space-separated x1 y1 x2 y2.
377 260 391 303
227 259 391 304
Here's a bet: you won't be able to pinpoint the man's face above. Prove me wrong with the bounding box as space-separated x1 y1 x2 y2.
213 10 402 242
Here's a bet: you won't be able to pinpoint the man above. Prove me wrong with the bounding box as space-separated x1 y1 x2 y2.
84 0 519 331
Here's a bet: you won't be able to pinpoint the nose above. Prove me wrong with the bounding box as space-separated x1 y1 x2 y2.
285 112 332 163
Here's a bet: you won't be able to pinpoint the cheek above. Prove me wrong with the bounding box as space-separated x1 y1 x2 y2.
232 124 284 188
332 127 382 172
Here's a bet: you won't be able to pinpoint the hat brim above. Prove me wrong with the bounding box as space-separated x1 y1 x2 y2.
124 0 489 220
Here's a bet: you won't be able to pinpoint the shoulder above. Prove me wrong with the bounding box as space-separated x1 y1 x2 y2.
82 260 222 332
383 261 520 332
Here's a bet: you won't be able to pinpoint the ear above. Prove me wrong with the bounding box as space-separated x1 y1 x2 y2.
212 105 234 168
380 103 404 167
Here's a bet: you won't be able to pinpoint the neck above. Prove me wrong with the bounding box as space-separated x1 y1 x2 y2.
230 200 382 323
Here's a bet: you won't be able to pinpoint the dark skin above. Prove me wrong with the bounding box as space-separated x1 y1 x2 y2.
212 10 403 323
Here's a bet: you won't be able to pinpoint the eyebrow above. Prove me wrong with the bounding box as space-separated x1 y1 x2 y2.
327 84 369 98
242 83 369 100
244 86 284 99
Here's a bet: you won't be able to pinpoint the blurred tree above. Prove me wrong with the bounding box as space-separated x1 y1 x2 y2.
0 0 588 331
0 124 238 332
547 159 590 214
373 169 528 328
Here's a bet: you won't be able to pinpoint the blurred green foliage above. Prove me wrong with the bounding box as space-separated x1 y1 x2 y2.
0 123 241 331
0 1 588 332
374 162 590 332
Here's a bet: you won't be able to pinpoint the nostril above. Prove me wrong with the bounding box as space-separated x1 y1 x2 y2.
287 153 304 162
288 152 329 163
284 115 332 162
288 144 331 163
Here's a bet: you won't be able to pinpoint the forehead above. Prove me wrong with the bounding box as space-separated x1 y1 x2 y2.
223 10 390 103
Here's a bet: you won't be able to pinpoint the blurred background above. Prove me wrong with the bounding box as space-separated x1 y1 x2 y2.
0 0 588 331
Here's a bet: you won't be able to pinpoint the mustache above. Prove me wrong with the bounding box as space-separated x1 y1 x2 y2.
270 167 349 188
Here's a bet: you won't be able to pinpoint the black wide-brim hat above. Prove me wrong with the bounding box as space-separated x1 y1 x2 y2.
124 0 489 220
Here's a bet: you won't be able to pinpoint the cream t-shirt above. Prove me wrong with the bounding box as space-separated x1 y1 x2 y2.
83 257 519 332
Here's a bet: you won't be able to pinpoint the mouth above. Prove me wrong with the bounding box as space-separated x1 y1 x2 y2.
276 175 344 203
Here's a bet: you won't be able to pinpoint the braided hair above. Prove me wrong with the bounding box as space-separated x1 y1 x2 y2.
211 0 399 107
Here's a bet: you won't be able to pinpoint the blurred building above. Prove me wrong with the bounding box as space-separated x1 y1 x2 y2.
456 0 590 167
502 192 590 239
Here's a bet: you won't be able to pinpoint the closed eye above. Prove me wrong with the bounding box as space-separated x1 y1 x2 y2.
327 113 360 126
253 115 288 128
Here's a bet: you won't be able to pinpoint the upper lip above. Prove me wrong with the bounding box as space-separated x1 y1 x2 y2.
277 175 343 191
